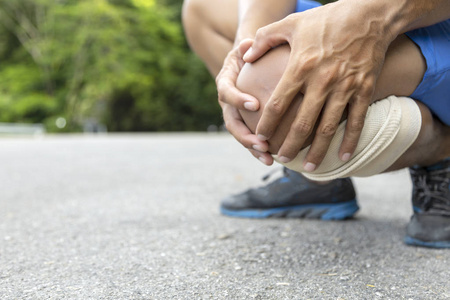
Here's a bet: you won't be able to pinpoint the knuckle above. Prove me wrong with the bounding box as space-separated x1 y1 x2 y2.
349 117 365 132
318 123 338 138
292 120 313 136
216 76 225 91
320 74 333 87
254 27 266 40
358 79 375 98
340 76 356 91
222 119 231 131
319 67 338 87
216 91 225 104
267 99 284 115
298 57 317 74
217 85 233 104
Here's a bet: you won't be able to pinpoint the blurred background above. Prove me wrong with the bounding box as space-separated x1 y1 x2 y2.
0 0 221 134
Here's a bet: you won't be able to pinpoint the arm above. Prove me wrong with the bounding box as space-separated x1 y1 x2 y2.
244 0 450 170
389 0 450 32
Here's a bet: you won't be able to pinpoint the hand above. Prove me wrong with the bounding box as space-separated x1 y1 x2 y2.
220 102 274 165
216 39 272 165
243 1 393 171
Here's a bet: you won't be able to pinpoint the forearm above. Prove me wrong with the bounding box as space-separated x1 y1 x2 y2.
341 0 450 42
390 0 450 32
235 0 297 44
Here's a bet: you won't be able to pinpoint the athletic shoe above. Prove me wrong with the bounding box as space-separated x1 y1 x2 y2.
220 168 359 220
405 158 450 248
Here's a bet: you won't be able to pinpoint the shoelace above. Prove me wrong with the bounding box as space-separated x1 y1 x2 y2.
411 166 450 216
262 167 289 182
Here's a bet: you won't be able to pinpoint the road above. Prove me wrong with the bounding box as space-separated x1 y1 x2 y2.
0 133 448 299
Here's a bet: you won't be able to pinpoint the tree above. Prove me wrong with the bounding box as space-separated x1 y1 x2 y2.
0 0 221 132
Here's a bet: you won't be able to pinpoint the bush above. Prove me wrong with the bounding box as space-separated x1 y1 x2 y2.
0 0 220 132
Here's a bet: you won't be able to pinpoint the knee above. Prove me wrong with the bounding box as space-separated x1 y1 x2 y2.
182 0 206 42
237 45 304 153
236 45 291 134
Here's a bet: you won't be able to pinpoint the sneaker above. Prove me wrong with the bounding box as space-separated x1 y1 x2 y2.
405 158 450 248
220 168 359 220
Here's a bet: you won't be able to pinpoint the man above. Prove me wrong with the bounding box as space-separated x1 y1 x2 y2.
182 0 450 248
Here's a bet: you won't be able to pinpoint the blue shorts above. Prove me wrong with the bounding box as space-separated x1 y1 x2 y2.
296 0 450 126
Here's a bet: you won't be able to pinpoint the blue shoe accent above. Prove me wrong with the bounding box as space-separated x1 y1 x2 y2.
321 200 360 220
404 236 450 249
413 205 422 213
220 199 359 220
221 169 358 220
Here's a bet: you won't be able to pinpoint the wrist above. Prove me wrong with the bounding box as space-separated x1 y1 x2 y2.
341 0 447 38
338 0 405 42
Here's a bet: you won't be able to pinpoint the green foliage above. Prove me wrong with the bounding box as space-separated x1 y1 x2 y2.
0 0 219 132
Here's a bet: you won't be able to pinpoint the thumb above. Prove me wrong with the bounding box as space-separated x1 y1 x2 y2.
238 38 253 56
243 20 289 63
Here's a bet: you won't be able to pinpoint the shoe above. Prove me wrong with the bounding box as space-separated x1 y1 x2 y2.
405 158 450 248
220 168 359 220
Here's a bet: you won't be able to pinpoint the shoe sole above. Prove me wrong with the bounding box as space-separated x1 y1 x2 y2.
220 199 359 220
404 236 450 249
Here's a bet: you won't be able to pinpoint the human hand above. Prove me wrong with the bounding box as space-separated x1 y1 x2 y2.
216 39 272 165
243 1 393 171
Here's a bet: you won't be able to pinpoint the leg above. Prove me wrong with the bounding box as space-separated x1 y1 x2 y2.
236 34 450 171
184 0 360 220
182 0 237 76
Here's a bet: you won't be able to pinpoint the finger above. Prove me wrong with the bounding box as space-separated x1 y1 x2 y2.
338 94 370 162
243 17 292 63
222 104 269 151
237 38 253 56
255 60 305 141
276 86 328 162
217 77 259 111
248 148 274 166
303 92 351 170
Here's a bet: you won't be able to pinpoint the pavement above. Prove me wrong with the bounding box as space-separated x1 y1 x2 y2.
0 133 448 299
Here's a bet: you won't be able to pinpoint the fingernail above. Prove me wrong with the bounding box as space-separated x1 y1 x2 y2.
244 101 257 111
257 134 268 141
304 162 316 172
258 156 268 165
279 156 291 163
243 47 253 60
252 144 265 152
341 153 351 162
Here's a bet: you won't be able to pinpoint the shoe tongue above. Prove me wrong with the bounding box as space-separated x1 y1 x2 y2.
262 167 285 182
284 168 304 179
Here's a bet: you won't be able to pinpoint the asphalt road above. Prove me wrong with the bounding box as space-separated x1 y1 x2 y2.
0 133 448 299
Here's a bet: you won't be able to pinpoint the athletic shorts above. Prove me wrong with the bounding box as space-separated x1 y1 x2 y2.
296 0 450 126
